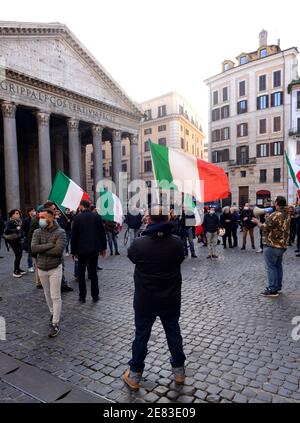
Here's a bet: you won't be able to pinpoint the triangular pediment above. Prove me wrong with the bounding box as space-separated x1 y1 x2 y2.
0 21 142 116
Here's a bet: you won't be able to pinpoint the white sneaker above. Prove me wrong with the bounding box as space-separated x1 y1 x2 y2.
13 272 22 278
28 267 35 273
65 253 70 257
256 248 263 253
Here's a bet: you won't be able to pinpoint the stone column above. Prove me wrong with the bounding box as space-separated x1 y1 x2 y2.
81 144 87 192
36 111 52 203
92 125 104 202
2 102 20 211
130 132 139 182
111 130 122 195
54 134 64 173
67 118 81 185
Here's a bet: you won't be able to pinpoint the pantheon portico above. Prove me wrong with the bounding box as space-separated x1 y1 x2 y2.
0 22 142 214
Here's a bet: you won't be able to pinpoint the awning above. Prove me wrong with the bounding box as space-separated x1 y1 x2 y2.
256 190 271 195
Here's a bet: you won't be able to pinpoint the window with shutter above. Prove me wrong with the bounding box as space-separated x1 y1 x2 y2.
297 91 300 109
213 91 218 105
273 116 281 132
257 95 268 110
260 169 267 183
223 87 228 102
239 81 246 97
273 71 281 88
297 141 300 155
237 100 247 114
259 119 267 134
271 92 283 107
273 168 281 182
259 75 266 91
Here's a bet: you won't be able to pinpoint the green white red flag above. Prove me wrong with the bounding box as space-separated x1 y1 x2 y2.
150 141 229 202
285 151 300 189
98 189 123 225
48 171 90 211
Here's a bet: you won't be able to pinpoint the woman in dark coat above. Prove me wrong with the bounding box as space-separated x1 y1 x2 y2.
220 206 233 248
4 209 26 277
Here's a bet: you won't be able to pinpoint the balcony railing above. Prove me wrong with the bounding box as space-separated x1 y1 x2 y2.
228 158 256 167
289 128 300 137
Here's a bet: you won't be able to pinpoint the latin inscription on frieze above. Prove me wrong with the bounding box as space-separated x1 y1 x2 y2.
0 80 116 123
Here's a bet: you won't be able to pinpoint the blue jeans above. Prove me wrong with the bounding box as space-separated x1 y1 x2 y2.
107 231 119 254
65 231 71 253
183 228 195 256
129 313 186 373
27 253 33 268
263 246 285 292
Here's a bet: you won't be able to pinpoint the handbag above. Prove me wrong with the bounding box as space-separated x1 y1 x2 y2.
3 232 21 242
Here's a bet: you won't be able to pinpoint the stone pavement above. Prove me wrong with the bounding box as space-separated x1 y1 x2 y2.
0 229 300 403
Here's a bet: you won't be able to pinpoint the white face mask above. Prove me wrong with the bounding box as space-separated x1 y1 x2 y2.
209 210 215 215
244 207 249 211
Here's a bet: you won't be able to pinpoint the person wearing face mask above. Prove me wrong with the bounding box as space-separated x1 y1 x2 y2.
240 203 256 250
202 207 220 259
3 209 26 278
31 209 66 338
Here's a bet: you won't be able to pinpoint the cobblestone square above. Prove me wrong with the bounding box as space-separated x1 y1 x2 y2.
0 230 300 403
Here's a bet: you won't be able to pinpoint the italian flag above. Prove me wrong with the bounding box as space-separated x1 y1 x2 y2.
49 171 90 211
150 141 229 202
285 151 300 188
98 189 123 225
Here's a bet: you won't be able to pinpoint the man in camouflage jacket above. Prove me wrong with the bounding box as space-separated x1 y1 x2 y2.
252 196 290 297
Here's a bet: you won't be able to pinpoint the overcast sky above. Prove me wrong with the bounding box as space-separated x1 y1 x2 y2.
2 0 300 132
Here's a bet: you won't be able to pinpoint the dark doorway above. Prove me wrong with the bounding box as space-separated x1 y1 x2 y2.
239 186 249 207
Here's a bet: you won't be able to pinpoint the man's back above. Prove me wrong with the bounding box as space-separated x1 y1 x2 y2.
71 210 106 255
128 224 185 316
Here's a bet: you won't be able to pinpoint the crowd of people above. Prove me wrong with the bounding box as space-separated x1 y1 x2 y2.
0 195 296 389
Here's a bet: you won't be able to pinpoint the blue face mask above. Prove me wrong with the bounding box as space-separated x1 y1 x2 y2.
39 219 48 229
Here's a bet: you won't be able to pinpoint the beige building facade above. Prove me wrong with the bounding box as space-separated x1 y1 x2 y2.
139 92 206 185
205 30 299 207
86 91 206 199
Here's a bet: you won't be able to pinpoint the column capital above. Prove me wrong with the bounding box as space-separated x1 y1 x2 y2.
35 111 50 126
1 101 16 118
130 132 139 145
92 124 104 137
112 129 122 143
67 118 79 131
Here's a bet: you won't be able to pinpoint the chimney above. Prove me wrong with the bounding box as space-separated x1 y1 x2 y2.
259 29 268 47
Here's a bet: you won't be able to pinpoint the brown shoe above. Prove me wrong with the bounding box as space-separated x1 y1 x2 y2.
173 367 186 384
36 284 43 289
123 369 141 391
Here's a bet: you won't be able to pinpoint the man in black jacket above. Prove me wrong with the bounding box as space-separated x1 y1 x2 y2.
124 208 186 391
71 200 107 303
203 207 220 258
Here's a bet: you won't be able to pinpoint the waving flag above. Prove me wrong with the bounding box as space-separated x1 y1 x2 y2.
285 151 300 188
98 189 123 225
49 171 90 211
150 141 229 202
